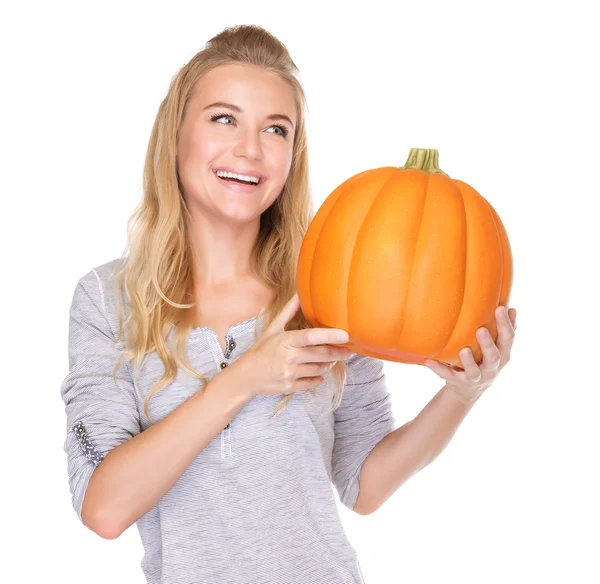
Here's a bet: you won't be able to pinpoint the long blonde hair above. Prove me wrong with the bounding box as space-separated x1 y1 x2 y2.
111 24 348 423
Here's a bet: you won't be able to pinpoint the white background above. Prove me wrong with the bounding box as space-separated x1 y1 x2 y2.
2 0 598 582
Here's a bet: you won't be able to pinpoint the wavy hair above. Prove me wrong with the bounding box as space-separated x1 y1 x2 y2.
110 24 348 423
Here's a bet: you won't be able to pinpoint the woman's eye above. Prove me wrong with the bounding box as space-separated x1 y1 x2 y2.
212 114 234 125
267 125 288 137
210 114 288 138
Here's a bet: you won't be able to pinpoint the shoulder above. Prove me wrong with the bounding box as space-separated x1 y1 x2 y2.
75 256 124 291
344 351 385 385
88 257 125 290
73 257 126 335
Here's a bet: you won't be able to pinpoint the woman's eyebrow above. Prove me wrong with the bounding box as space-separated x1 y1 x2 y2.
202 101 295 130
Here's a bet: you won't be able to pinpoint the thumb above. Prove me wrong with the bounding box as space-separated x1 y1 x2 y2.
267 292 301 333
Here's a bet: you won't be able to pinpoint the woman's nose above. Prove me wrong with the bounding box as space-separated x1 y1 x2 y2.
233 130 262 160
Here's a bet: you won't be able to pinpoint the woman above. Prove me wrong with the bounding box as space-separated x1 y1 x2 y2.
61 24 516 584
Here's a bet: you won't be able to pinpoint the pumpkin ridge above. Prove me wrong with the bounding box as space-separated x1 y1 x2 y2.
346 169 399 339
299 174 353 324
311 172 372 326
397 170 430 347
482 197 502 282
482 196 510 343
437 179 501 365
435 180 469 361
486 198 513 313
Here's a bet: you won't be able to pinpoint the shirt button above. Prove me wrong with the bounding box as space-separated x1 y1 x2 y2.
229 340 236 350
224 422 231 430
220 362 228 369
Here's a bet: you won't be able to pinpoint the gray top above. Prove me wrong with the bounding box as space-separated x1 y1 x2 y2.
60 258 396 584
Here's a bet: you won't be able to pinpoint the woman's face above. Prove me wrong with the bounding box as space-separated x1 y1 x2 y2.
176 63 297 225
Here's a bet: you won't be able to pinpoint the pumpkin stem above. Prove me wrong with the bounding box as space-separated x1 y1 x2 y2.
400 148 449 176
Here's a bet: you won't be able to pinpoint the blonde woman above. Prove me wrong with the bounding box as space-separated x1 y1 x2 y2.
60 23 516 584
60 24 388 583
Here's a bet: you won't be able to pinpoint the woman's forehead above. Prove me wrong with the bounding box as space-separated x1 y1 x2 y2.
190 64 297 120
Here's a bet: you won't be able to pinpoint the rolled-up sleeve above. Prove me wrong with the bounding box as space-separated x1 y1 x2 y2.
331 352 395 511
60 270 142 525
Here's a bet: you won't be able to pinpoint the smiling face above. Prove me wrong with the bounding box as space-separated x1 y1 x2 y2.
176 63 297 225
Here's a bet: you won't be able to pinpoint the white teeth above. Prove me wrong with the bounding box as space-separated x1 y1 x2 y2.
215 170 260 184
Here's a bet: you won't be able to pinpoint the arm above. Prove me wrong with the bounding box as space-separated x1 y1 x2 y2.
61 271 253 540
353 384 479 516
83 365 251 539
330 353 396 515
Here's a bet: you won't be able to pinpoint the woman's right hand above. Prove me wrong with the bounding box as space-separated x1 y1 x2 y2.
231 293 353 398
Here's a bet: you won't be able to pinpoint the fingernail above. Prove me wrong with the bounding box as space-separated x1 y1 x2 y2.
335 331 349 343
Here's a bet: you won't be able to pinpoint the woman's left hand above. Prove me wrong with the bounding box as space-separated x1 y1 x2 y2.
424 306 517 405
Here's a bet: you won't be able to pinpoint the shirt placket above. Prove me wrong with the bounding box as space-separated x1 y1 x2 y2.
217 333 237 458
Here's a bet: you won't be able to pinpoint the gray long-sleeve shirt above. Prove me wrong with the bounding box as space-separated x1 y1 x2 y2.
60 258 396 584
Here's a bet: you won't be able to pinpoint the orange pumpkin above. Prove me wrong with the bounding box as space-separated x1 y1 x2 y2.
296 148 513 369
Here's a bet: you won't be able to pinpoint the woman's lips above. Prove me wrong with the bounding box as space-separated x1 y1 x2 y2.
213 170 266 194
